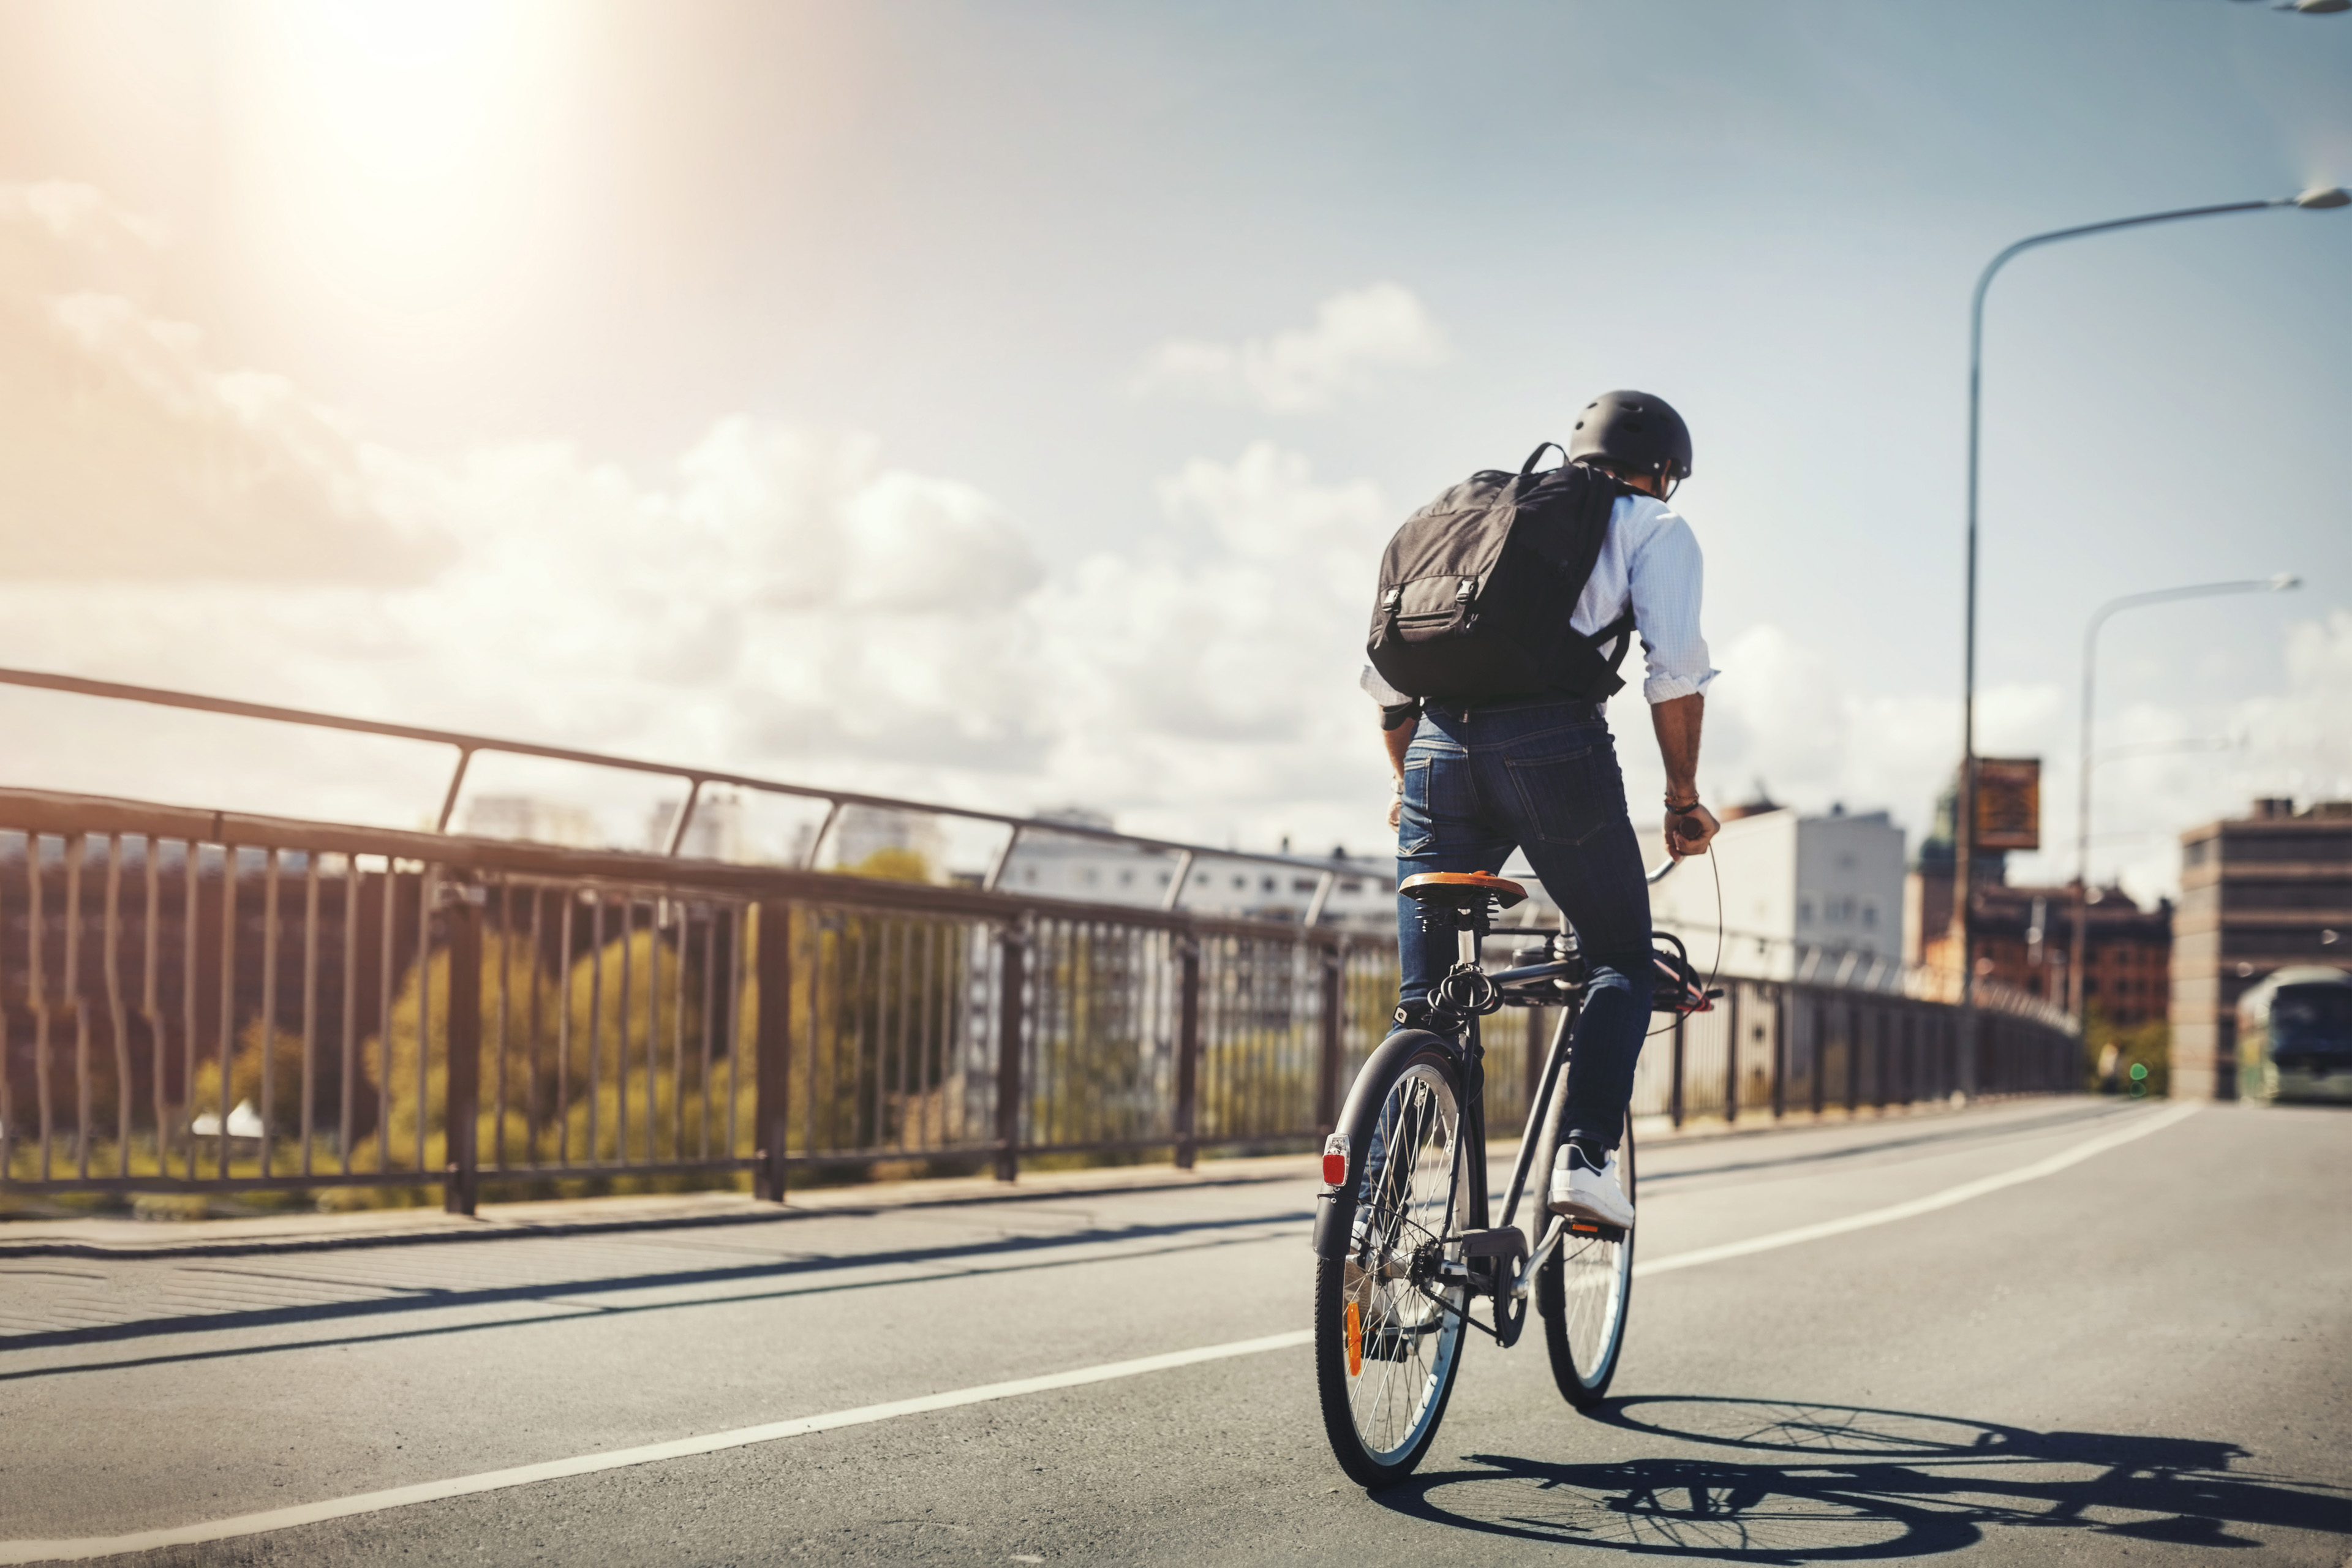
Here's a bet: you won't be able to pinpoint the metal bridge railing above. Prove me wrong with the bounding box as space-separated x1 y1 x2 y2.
0 787 1407 1208
0 786 2081 1212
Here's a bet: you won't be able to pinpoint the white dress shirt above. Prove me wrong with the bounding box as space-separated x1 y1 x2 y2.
1361 492 1716 708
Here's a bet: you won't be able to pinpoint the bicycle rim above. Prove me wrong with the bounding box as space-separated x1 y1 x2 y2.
1316 1054 1468 1485
1544 1120 1634 1407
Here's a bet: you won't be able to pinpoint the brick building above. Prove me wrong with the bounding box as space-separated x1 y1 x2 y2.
1937 882 2171 1026
1905 780 2169 1024
2173 799 2352 1099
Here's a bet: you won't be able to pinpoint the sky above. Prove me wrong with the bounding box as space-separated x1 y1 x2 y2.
0 0 2346 902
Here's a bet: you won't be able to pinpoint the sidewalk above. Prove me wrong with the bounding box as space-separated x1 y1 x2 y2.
0 1091 2081 1261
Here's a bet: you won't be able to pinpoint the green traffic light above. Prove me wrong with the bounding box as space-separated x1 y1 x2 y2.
2129 1063 2149 1081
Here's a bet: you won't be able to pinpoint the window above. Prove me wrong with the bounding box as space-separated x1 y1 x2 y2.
1118 870 1133 888
1293 878 1317 894
1861 902 1878 930
1798 899 1814 924
1023 868 1038 886
1340 880 1362 894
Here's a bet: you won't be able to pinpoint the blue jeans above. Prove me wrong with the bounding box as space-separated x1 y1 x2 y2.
1396 696 1653 1151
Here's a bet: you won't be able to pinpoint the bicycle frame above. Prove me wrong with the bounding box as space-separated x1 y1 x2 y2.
1310 867 1706 1305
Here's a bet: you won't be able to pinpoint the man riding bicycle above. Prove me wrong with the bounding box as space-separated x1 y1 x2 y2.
1362 390 1720 1236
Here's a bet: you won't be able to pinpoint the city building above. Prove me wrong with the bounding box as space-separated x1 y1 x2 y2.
1649 797 1905 979
995 809 1398 930
1901 772 2168 1025
1947 882 2171 1027
462 795 605 848
2173 798 2352 1099
647 793 747 861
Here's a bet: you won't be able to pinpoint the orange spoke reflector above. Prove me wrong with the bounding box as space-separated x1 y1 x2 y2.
1344 1300 1363 1378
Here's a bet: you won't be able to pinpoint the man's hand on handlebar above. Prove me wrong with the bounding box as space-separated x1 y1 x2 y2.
1666 801 1719 861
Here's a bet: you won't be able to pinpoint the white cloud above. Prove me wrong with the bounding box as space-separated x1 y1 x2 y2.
1694 622 2065 847
0 182 450 583
1133 282 1449 414
3 184 2333 885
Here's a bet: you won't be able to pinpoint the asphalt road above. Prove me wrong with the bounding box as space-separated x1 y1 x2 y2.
2 1097 2348 1566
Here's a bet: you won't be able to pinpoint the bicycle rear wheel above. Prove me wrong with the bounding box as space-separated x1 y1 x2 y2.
1538 1116 1634 1408
1314 1039 1471 1487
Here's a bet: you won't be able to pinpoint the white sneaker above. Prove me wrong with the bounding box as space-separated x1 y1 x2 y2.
1548 1143 1634 1230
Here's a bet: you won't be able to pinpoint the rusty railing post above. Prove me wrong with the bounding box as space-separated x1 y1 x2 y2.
1847 1004 1862 1114
441 881 483 1217
1669 1009 1686 1129
995 919 1027 1182
1174 935 1202 1169
753 900 791 1203
1315 940 1343 1138
1770 985 1787 1121
1724 981 1741 1125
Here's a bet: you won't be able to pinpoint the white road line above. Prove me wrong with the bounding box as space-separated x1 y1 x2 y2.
1 1102 2198 1565
1633 1100 2199 1278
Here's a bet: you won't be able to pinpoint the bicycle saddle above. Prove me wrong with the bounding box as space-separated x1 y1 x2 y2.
1397 871 1526 911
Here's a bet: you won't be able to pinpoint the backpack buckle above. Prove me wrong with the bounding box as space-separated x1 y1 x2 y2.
1454 578 1476 601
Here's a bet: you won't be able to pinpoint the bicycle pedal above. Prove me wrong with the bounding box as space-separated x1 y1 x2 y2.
1565 1218 1627 1244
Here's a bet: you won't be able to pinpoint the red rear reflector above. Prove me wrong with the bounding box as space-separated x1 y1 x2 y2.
1321 1134 1349 1186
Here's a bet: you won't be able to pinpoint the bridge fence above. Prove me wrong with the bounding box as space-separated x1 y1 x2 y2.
0 788 2078 1212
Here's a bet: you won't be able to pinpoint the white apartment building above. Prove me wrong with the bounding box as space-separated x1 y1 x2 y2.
1648 804 1907 980
464 794 606 848
996 810 1398 930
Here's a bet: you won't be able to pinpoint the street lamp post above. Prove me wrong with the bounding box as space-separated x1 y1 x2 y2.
2071 574 2301 1035
1953 184 2345 1080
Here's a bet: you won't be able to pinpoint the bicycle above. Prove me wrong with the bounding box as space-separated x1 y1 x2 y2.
1311 867 1717 1488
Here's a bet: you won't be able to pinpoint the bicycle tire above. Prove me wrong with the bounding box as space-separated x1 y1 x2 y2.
1314 1038 1471 1487
1537 1115 1635 1408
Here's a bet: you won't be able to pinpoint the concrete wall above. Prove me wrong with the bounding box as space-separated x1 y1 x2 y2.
1796 811 1905 960
1650 807 1905 980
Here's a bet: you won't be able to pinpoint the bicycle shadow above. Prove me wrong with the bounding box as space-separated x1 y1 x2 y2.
1370 1396 2352 1562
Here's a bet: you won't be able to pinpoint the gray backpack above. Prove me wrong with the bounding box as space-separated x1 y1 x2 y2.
1366 444 1637 701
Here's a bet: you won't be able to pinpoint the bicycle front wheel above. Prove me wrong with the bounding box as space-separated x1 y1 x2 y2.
1538 1116 1635 1408
1314 1038 1471 1487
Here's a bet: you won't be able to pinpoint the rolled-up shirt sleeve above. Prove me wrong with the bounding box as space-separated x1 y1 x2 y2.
1628 513 1717 704
1360 663 1411 707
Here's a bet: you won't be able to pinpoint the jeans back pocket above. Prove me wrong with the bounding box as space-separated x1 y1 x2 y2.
1504 741 1621 848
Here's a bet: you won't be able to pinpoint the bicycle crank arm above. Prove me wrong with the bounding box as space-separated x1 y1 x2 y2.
1512 1216 1568 1300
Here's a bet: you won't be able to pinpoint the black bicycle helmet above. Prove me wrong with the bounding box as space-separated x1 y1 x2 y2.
1567 390 1692 483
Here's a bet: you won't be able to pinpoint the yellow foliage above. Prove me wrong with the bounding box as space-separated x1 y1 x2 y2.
358 919 715 1170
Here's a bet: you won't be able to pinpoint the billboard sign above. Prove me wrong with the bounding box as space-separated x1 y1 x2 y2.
1973 757 2041 852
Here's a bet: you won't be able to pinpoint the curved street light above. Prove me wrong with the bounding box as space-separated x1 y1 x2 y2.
2070 574 2301 1030
1951 186 2346 1069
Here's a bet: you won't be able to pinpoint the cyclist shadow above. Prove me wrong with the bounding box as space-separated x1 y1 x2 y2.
1370 1395 2352 1562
